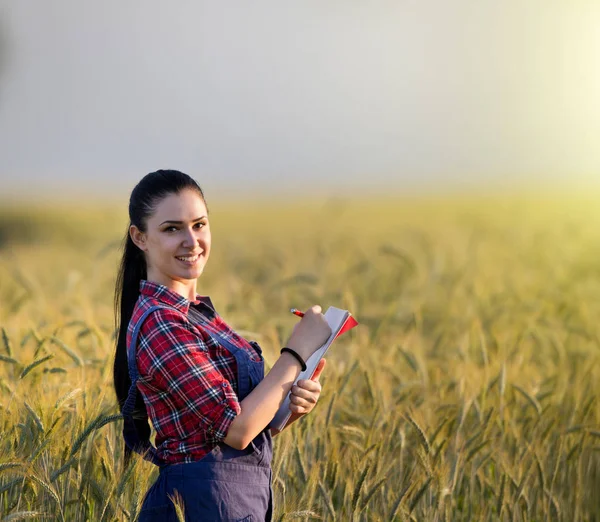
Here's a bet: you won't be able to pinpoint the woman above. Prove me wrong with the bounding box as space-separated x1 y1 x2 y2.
113 170 331 521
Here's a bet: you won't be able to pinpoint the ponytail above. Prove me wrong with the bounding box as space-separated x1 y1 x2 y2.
113 169 206 469
113 232 148 469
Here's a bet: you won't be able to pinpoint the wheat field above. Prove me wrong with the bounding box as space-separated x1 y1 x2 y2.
0 194 599 521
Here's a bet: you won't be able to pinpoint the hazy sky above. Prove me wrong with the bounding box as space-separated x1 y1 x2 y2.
0 1 598 199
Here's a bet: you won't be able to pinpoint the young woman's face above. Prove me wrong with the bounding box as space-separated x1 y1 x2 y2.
132 189 211 288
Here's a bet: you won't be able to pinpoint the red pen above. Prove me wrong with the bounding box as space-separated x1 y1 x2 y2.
290 308 304 318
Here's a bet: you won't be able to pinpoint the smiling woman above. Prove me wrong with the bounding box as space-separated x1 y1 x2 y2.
112 170 331 521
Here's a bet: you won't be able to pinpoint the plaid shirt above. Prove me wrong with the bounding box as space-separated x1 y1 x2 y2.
128 280 260 464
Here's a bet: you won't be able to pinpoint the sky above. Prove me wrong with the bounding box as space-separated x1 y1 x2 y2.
0 1 599 200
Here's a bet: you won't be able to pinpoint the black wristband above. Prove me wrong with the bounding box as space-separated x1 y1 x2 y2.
280 347 307 371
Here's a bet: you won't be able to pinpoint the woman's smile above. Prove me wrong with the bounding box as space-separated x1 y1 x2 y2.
175 252 202 265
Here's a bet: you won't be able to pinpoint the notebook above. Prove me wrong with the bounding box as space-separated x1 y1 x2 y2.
269 307 358 431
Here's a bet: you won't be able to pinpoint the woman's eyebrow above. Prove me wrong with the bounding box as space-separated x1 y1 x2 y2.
159 216 207 226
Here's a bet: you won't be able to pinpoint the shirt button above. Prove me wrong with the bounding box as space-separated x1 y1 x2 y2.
222 382 228 388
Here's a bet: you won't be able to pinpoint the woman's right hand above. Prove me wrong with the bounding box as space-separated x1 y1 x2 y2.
285 306 332 363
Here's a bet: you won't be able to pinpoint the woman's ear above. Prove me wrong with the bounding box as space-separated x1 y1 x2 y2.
129 225 147 252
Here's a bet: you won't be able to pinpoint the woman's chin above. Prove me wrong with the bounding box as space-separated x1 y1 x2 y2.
169 258 206 281
183 265 204 279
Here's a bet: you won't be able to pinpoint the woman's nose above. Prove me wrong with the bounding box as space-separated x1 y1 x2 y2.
182 228 197 247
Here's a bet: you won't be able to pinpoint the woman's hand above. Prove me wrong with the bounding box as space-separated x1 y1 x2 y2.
286 306 332 362
289 359 326 415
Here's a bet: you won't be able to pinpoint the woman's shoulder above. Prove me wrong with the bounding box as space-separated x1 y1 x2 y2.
129 295 192 337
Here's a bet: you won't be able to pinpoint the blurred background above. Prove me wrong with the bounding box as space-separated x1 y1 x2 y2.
1 4 600 520
0 0 598 202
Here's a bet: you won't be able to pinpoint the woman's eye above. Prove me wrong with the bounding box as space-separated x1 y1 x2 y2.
163 222 205 233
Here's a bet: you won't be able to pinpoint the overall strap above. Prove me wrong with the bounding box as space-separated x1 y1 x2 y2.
121 304 165 466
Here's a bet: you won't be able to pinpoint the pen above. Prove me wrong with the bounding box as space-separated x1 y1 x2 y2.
290 308 304 318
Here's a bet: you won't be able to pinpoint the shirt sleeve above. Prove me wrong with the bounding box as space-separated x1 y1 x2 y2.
137 308 241 443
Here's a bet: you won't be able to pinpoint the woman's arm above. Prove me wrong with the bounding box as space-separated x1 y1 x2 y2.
223 352 302 448
223 309 331 450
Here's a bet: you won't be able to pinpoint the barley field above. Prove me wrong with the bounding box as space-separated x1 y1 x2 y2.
0 194 599 521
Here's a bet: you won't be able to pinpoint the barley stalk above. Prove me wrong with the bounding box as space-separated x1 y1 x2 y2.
351 463 370 516
50 336 83 367
1 512 50 521
20 355 54 379
2 327 13 356
69 413 122 458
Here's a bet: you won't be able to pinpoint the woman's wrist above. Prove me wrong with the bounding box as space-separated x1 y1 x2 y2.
283 339 312 364
279 349 305 371
280 347 307 371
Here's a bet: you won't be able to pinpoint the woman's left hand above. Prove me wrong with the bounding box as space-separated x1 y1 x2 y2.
289 359 326 415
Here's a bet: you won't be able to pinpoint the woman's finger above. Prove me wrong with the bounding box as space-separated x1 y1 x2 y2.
295 379 322 393
289 403 308 414
292 383 320 399
290 388 318 404
289 395 313 411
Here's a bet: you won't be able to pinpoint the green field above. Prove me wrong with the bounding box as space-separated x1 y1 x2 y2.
1 195 599 521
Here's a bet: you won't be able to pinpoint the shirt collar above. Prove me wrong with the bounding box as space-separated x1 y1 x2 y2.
140 280 206 314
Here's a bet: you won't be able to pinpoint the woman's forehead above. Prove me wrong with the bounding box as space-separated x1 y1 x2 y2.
151 190 208 222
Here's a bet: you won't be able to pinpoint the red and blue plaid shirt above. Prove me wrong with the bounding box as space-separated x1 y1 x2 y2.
128 280 260 464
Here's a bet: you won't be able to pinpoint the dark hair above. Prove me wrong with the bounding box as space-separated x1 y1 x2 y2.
113 169 206 468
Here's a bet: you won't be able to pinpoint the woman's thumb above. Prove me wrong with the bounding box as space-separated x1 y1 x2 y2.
311 358 327 382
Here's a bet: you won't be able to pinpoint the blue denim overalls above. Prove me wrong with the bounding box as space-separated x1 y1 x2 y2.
121 304 274 522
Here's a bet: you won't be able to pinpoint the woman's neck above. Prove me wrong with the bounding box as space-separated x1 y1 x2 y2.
146 270 198 301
